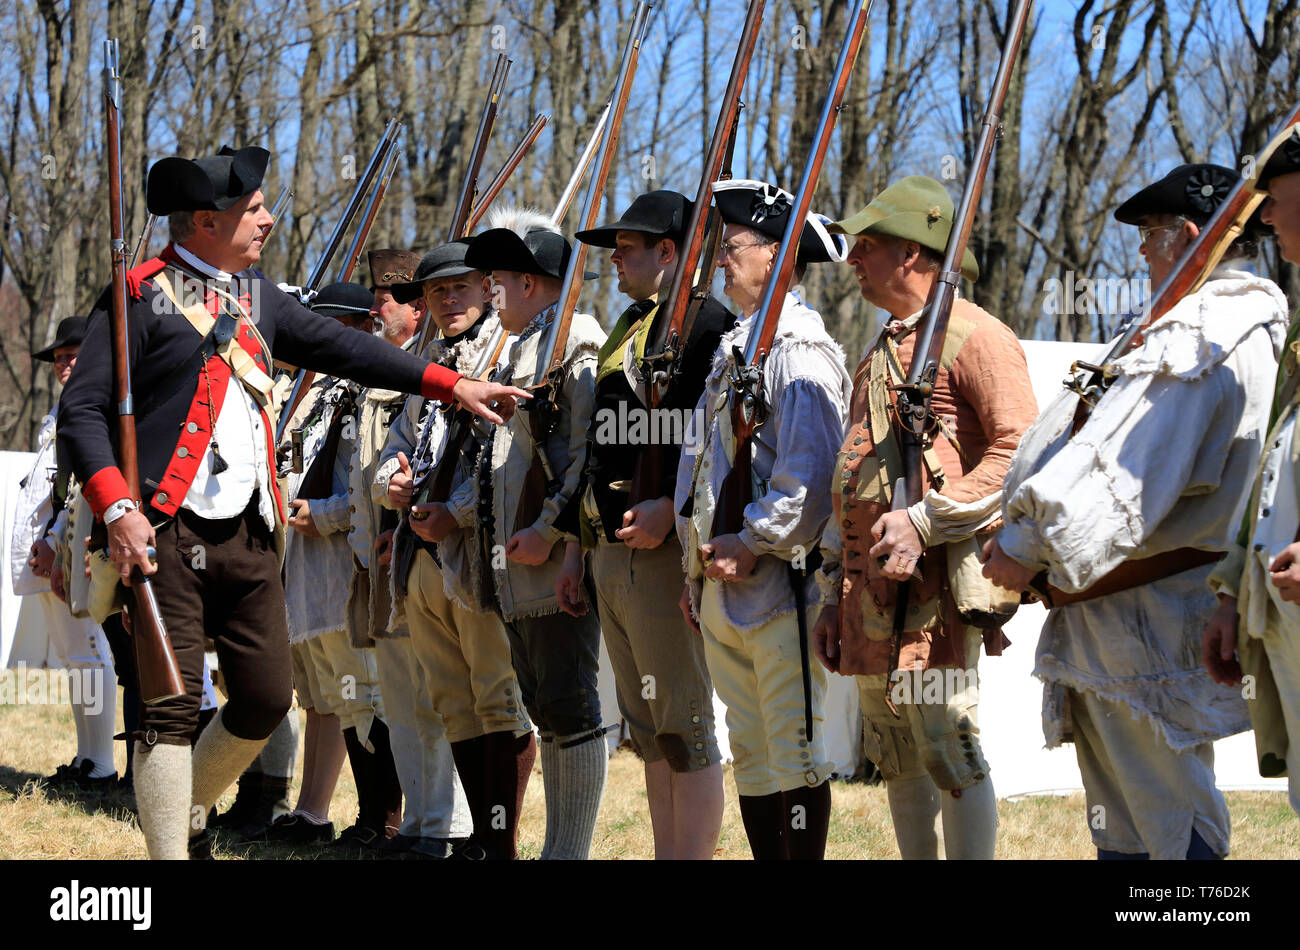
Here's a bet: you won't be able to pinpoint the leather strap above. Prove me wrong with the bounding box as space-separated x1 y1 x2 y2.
1029 547 1225 608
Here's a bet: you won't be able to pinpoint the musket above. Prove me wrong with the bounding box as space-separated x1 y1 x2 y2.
710 0 872 543
513 0 653 531
339 144 401 282
450 53 512 240
628 0 765 507
885 0 1033 715
103 39 185 705
413 54 512 356
465 112 550 233
407 323 509 521
129 213 157 268
526 1 652 393
1064 101 1300 415
276 120 402 442
303 116 402 292
551 102 612 229
263 188 294 245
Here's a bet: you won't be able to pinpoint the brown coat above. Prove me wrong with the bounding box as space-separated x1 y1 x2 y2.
834 298 1037 676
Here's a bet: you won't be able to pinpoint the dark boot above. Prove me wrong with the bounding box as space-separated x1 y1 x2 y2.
208 771 264 831
234 775 292 839
782 783 831 860
479 731 535 860
738 792 788 860
449 735 488 848
336 721 403 850
367 718 403 839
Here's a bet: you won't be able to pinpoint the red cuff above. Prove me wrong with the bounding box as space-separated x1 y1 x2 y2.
83 467 133 519
421 362 463 403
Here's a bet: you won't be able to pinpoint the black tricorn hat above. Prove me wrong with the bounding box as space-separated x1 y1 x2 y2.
391 241 480 305
465 228 596 280
309 282 374 320
711 179 847 264
1115 164 1241 226
1256 126 1300 193
33 315 89 362
575 190 692 248
146 145 270 215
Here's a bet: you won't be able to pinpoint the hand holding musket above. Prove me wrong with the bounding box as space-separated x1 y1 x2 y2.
102 39 185 705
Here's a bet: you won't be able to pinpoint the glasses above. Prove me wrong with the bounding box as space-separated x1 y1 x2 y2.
1137 222 1182 244
718 240 773 259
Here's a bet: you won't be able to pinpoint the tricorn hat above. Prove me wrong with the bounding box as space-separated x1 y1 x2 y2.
368 249 423 291
1115 163 1240 226
33 315 89 362
309 282 374 320
712 179 847 264
829 176 979 282
576 190 692 248
1253 125 1300 194
464 228 595 281
391 241 480 305
146 145 270 215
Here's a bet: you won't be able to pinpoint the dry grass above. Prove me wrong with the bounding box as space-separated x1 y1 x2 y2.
2 672 1297 860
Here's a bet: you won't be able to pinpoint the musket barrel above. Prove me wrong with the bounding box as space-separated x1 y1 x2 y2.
648 0 765 369
466 112 550 233
740 0 872 368
911 0 1033 382
304 116 401 291
450 53 511 240
339 143 402 282
531 0 653 389
552 102 612 227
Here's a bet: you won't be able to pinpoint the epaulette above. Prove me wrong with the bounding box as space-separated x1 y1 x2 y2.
125 257 167 300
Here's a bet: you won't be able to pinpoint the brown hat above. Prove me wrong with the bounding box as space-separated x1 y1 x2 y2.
367 249 422 291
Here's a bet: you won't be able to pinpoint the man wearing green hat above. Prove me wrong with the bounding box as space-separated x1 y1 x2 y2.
812 175 1038 860
1203 126 1300 819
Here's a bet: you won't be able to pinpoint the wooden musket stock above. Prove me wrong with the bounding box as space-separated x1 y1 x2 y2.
104 39 185 705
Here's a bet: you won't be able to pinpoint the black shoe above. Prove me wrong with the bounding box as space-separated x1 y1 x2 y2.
331 823 385 852
259 813 335 845
188 830 214 861
44 759 117 792
402 837 460 861
450 839 489 861
375 832 417 857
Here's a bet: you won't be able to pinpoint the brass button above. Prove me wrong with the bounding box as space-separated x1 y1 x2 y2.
177 446 188 458
187 422 199 433
156 492 168 505
690 715 700 724
694 742 704 751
